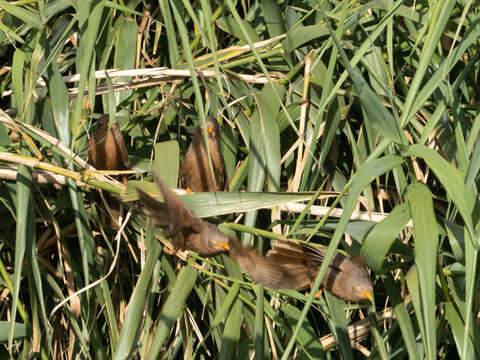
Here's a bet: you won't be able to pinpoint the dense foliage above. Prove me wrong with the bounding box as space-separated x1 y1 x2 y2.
0 0 479 359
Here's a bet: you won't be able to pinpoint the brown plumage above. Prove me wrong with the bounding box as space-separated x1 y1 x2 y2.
179 117 226 192
135 175 372 302
88 115 130 172
136 176 230 257
88 115 130 228
265 240 373 302
227 238 300 289
224 239 372 302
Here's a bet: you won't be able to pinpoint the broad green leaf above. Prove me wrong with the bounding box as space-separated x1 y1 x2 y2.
0 321 30 342
244 84 284 243
361 202 411 272
48 61 70 145
216 16 261 44
384 275 420 360
325 293 352 360
407 184 438 360
113 16 137 106
404 144 474 236
153 141 180 188
349 68 406 145
282 24 329 54
218 298 243 360
0 1 42 28
284 304 325 358
260 0 286 38
114 240 162 360
400 0 459 127
147 264 198 360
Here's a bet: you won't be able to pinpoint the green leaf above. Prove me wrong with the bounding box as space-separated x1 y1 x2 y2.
216 16 260 44
284 304 325 358
11 50 25 114
113 240 162 360
0 321 30 342
0 1 42 28
260 0 286 38
48 61 70 145
147 264 199 360
218 298 243 360
153 141 180 188
349 68 407 145
325 293 353 360
361 202 411 272
384 275 420 360
113 16 137 106
282 24 329 54
406 183 438 360
404 144 474 235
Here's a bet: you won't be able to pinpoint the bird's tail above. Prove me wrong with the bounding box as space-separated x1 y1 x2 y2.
265 240 321 290
135 188 171 228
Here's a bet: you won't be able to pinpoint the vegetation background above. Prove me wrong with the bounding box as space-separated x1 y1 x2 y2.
0 0 478 358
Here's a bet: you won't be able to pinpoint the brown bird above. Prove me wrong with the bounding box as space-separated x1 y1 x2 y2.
136 176 230 257
265 240 373 303
226 237 300 289
179 117 226 192
136 175 373 302
88 115 130 227
88 115 130 172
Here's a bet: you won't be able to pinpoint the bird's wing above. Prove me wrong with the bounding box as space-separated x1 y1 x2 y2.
110 120 130 169
300 243 327 263
135 188 170 227
154 176 198 230
301 243 353 273
268 240 325 264
241 249 300 289
269 240 354 286
267 240 305 258
265 240 314 289
87 136 99 168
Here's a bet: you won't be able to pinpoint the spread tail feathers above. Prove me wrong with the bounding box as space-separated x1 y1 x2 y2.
136 188 171 228
153 176 198 230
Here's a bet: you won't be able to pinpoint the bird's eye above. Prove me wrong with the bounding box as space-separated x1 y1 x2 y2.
356 285 362 292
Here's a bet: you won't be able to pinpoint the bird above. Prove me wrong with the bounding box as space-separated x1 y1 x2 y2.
179 116 226 192
226 237 300 289
136 176 230 257
88 115 130 228
88 115 130 172
135 178 373 302
265 240 373 303
224 238 372 302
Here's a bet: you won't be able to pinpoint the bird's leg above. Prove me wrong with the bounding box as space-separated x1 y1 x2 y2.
305 286 323 299
161 233 186 256
163 245 177 255
121 174 128 185
162 235 180 255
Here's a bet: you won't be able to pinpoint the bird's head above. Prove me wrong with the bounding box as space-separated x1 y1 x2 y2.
346 263 373 302
210 237 230 252
204 117 220 139
356 283 373 302
352 256 373 302
97 115 111 129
